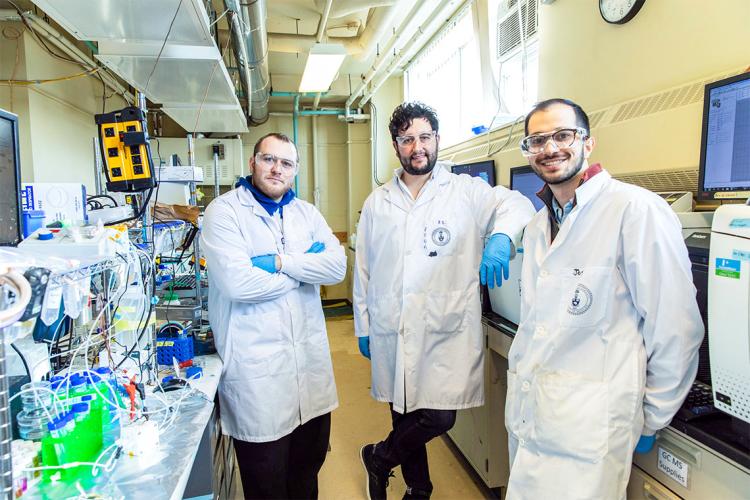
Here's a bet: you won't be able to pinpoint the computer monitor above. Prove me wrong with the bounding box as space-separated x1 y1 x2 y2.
451 160 496 186
509 166 544 211
0 108 22 246
698 72 750 201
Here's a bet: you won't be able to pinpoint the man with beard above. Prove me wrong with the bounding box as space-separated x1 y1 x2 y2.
201 133 346 499
504 98 703 499
354 102 535 499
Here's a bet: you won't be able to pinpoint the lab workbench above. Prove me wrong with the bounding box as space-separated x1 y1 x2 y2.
447 312 750 499
24 354 231 499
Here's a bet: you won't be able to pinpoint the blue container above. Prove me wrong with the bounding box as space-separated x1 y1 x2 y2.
22 209 45 238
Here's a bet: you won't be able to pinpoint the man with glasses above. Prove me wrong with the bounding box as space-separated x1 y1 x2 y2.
201 133 346 499
504 98 703 499
354 102 535 499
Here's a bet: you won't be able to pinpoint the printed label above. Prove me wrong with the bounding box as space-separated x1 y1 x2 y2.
716 191 750 199
715 258 741 279
658 446 689 488
733 249 750 262
729 218 750 228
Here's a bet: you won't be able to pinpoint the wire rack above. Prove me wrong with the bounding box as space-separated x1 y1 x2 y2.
48 258 125 287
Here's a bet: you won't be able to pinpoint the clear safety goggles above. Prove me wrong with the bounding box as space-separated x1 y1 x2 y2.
520 127 588 156
395 130 437 148
255 152 298 172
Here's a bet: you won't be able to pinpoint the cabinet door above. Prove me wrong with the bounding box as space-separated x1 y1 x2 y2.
628 465 682 500
447 325 491 483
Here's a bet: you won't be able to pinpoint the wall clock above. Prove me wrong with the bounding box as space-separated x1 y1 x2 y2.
599 0 646 24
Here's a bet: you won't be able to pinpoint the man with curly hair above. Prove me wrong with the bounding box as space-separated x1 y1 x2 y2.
354 102 535 499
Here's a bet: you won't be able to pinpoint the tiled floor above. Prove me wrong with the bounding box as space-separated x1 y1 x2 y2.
232 318 493 499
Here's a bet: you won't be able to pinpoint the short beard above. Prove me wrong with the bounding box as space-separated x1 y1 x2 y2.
542 153 585 185
401 151 437 176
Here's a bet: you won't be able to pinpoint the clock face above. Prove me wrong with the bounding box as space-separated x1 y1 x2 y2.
599 0 646 24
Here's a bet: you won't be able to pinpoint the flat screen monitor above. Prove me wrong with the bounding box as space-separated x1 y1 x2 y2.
0 108 22 246
451 160 496 186
698 72 750 201
510 165 544 211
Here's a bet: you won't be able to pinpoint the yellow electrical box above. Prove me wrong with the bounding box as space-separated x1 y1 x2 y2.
95 106 156 192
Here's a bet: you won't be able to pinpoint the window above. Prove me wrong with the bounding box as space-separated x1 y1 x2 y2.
404 0 540 147
404 6 483 147
489 0 540 121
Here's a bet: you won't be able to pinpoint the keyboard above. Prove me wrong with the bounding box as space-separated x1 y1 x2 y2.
675 381 720 422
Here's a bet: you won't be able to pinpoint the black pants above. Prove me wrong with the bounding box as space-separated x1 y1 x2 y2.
233 413 331 500
372 407 457 494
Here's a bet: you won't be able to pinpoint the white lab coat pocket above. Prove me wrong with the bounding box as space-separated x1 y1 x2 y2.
368 294 400 335
423 217 457 257
423 291 465 334
533 372 608 463
505 371 520 436
557 266 611 328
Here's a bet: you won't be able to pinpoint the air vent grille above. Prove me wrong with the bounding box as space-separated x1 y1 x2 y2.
496 0 538 61
613 168 698 195
610 71 739 124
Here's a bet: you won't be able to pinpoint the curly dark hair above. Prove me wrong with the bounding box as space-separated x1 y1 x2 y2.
524 98 590 137
388 102 439 141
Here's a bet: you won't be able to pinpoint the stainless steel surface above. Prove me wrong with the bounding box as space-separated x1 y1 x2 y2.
225 0 270 125
224 0 252 122
93 136 104 196
32 0 248 133
0 328 12 500
213 152 220 199
156 303 202 322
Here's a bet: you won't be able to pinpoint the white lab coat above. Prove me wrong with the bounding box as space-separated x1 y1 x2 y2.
505 170 703 499
354 163 535 413
201 185 346 442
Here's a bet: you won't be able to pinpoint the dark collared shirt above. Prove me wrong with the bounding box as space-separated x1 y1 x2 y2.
536 163 604 242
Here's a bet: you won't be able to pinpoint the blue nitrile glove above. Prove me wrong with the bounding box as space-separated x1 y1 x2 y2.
634 434 656 454
358 336 371 359
251 254 278 273
480 233 512 289
306 242 325 254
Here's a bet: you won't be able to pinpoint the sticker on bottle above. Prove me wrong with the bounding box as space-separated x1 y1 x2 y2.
715 258 741 279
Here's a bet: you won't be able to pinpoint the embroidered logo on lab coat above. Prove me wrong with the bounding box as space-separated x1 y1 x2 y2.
431 226 451 246
567 284 593 315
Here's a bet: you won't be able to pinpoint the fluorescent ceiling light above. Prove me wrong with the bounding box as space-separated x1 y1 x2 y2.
298 43 347 93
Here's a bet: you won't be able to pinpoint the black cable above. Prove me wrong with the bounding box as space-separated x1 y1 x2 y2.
10 342 31 379
88 194 119 206
107 187 154 225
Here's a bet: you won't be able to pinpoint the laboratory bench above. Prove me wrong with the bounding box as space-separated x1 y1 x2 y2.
23 354 236 499
446 311 750 499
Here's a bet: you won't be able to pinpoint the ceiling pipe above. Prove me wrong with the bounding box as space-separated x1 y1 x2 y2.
313 0 394 18
345 0 442 110
7 11 134 104
312 0 334 110
225 0 270 125
268 0 412 62
360 0 468 107
224 2 252 124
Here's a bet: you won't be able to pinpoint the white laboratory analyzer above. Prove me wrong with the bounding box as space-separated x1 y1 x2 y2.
708 203 750 427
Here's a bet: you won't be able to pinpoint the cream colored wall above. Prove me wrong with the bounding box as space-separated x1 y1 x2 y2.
538 0 750 110
370 76 404 187
440 0 750 186
0 23 128 190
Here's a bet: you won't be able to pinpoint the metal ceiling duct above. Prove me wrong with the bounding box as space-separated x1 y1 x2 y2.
225 0 270 125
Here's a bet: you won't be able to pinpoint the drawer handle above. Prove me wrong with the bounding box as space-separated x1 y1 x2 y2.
643 482 672 500
658 433 701 467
